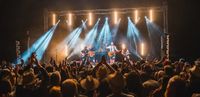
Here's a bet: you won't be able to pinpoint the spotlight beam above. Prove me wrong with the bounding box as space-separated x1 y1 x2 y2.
83 18 100 46
21 20 60 62
127 17 142 59
35 20 60 52
112 18 121 41
145 16 164 58
36 30 54 60
98 17 111 46
57 20 87 58
67 20 87 48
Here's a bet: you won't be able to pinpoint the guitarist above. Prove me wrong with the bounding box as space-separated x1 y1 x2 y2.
122 48 131 61
106 42 119 64
81 46 89 62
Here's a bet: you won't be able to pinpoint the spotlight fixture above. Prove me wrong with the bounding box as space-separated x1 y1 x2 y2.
149 9 153 22
52 13 56 26
68 13 72 26
141 42 145 56
135 10 139 23
114 11 118 24
88 12 92 26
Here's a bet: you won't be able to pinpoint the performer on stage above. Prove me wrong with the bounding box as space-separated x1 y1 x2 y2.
106 42 119 64
81 46 89 62
122 48 131 61
81 46 96 64
88 46 96 64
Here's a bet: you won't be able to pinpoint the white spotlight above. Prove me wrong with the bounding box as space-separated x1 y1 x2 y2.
135 10 139 23
81 44 85 50
88 12 92 26
52 13 56 26
114 11 118 24
64 45 69 57
122 43 126 50
149 9 153 22
141 42 145 56
68 13 72 26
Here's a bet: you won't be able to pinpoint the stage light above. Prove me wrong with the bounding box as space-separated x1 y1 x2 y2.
21 21 60 62
82 20 87 30
127 17 141 41
52 13 56 25
68 28 82 48
135 10 139 23
112 18 121 40
149 9 153 22
114 11 118 24
145 16 164 58
81 44 84 50
83 18 100 46
98 17 111 45
127 17 142 59
67 38 84 59
36 29 54 60
141 42 145 56
64 20 87 49
68 13 72 26
64 45 69 57
122 44 126 50
88 12 93 26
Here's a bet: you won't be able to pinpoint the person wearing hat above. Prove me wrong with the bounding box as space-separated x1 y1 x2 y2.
22 71 39 86
189 58 200 93
16 55 49 97
142 80 159 97
80 75 99 97
0 79 12 97
125 71 143 97
96 66 108 80
107 72 135 97
164 75 190 97
91 55 115 78
49 86 62 97
15 70 40 97
61 79 87 97
50 71 61 87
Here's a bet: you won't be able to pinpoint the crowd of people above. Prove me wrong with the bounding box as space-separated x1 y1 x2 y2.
1 52 200 97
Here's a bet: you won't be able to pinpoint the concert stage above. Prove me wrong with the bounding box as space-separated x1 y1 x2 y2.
19 4 169 63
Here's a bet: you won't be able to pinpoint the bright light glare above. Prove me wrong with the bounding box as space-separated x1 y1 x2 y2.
114 11 118 24
141 42 145 56
135 10 138 23
150 9 153 22
68 13 72 26
88 12 92 26
122 44 126 50
64 45 69 57
52 14 56 25
81 44 84 50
